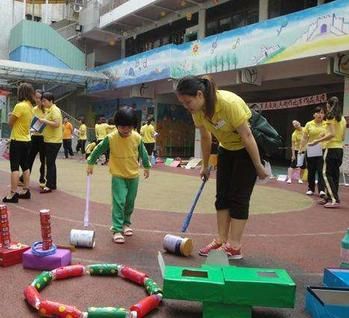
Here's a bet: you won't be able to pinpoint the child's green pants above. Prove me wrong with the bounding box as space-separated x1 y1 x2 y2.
111 176 139 233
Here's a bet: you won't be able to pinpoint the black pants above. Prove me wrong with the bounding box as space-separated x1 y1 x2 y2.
9 140 31 172
144 142 155 156
76 139 86 154
63 139 74 158
216 147 257 220
323 148 343 203
45 142 61 189
306 155 324 193
28 135 46 183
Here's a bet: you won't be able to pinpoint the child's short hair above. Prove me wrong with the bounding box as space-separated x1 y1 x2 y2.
114 106 138 128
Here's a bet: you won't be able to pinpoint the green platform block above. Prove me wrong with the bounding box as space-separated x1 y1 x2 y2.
202 301 252 318
222 266 296 308
164 158 174 166
163 265 225 302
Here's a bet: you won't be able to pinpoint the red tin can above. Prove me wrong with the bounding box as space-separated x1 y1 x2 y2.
119 266 148 285
129 295 162 318
38 300 82 318
24 285 41 310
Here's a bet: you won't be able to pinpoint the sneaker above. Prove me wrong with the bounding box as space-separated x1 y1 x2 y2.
199 239 222 257
287 179 292 184
318 198 328 205
2 192 19 203
298 179 304 184
319 191 326 198
324 202 340 209
218 244 243 260
18 190 31 199
306 190 313 195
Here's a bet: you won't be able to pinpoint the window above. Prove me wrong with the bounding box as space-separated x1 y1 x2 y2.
268 0 317 19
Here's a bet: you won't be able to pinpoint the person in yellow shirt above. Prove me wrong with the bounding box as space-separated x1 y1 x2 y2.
287 120 306 184
76 117 87 160
38 92 63 193
19 89 46 188
140 118 157 157
3 83 35 203
95 117 108 143
62 117 74 159
87 107 150 244
309 96 346 208
176 75 268 259
300 106 327 197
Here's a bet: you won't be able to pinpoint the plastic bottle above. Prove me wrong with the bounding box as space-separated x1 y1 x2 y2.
340 228 349 268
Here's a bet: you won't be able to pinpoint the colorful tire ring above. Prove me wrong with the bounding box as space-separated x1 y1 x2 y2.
24 264 163 318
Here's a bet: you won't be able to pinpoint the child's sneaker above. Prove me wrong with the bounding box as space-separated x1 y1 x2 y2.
199 239 222 256
319 191 326 198
298 179 303 184
306 190 313 195
286 179 292 184
218 244 243 260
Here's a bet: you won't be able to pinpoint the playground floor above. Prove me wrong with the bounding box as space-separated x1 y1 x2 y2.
0 157 348 318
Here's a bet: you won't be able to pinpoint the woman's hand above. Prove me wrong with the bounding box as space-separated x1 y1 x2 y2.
255 163 269 180
87 165 94 175
144 169 150 179
200 166 211 181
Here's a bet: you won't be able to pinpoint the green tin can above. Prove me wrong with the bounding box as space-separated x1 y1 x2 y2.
87 264 119 276
87 307 131 318
144 278 163 295
31 271 53 291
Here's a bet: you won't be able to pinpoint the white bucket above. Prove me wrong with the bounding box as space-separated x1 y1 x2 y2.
70 229 95 248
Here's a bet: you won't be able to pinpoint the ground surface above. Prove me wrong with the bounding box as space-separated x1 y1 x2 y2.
0 157 348 318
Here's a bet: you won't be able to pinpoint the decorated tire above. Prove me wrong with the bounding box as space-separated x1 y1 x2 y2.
24 264 162 318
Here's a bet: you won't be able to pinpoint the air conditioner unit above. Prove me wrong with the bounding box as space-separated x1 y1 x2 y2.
333 54 349 77
130 84 154 98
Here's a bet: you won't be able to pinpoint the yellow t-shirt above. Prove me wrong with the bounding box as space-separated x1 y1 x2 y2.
10 100 33 141
95 123 108 141
63 122 73 139
79 124 87 140
192 90 251 151
140 124 156 143
106 125 116 135
43 104 63 143
32 106 46 136
108 130 142 178
303 120 327 144
325 117 346 149
291 128 304 151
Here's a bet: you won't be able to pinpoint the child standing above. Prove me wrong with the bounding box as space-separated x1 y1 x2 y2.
87 107 151 243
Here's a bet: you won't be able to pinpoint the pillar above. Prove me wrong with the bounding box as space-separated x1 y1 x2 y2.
259 0 269 22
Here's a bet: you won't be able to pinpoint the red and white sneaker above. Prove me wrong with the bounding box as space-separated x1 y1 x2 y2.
324 202 340 209
218 244 243 260
199 239 222 257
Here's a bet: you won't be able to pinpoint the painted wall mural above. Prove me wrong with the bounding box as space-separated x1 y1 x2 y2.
90 0 349 92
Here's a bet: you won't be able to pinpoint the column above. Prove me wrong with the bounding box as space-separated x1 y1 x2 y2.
121 37 126 58
198 8 206 39
344 78 349 143
317 0 325 5
23 0 26 20
259 0 269 22
45 0 49 24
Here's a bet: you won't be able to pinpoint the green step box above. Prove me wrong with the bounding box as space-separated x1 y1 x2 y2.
163 264 296 317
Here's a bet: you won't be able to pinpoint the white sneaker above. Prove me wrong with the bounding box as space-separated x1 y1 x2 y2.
287 179 292 184
298 179 303 184
319 191 326 198
306 190 313 195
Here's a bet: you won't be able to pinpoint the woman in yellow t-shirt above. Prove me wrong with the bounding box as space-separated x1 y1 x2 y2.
176 75 268 260
38 92 63 193
309 97 346 208
3 83 35 203
287 120 306 184
76 117 87 159
300 106 327 197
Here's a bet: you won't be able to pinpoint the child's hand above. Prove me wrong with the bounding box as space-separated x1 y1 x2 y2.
144 169 150 179
87 165 94 175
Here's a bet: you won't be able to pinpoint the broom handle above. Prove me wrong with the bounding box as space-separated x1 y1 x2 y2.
83 175 91 227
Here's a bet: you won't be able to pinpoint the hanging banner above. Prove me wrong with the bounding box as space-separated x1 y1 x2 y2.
251 93 327 111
